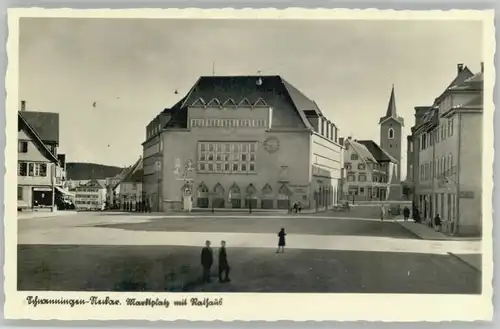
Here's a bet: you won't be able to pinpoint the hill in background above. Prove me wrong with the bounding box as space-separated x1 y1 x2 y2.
66 162 125 180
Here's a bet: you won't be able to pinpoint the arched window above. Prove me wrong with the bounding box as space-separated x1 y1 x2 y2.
213 183 225 196
388 128 395 140
262 184 273 195
246 183 257 195
229 183 242 208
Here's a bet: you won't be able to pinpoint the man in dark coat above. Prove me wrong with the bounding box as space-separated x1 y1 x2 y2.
413 207 421 223
403 206 410 221
218 240 231 282
200 240 213 283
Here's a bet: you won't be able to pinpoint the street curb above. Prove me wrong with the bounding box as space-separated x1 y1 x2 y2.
447 252 482 273
17 211 79 220
394 221 424 240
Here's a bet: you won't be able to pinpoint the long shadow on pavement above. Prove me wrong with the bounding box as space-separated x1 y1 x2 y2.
18 245 481 294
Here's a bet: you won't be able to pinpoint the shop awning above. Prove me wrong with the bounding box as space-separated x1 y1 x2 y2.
54 186 75 197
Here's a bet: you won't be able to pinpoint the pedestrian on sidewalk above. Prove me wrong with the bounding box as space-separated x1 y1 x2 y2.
218 240 231 283
413 207 421 223
434 214 442 232
403 206 410 221
380 204 386 221
297 201 302 213
201 240 213 283
276 228 287 253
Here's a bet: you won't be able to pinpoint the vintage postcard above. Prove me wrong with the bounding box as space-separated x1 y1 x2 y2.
4 8 495 322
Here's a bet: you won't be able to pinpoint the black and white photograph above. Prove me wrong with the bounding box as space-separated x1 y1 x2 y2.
5 8 494 321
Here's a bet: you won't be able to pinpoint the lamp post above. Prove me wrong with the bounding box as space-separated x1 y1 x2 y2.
247 192 254 214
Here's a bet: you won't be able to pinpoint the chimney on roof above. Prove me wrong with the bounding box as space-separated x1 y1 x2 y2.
20 100 26 111
457 63 464 74
481 62 484 73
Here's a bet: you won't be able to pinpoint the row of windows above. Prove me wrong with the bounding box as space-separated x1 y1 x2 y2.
198 162 256 173
346 173 388 183
200 142 256 153
76 195 99 199
420 119 455 151
200 152 255 162
75 188 100 193
346 174 367 182
198 142 258 174
345 162 365 170
191 118 267 129
419 154 454 181
18 162 48 177
75 201 101 205
318 119 338 143
146 123 162 139
345 161 385 171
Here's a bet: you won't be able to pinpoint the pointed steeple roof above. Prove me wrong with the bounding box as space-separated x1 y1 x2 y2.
379 85 404 126
385 85 397 117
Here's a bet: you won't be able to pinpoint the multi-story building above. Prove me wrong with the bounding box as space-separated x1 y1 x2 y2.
142 75 343 211
17 111 60 210
74 179 107 211
339 86 402 202
115 156 143 209
408 62 483 236
339 137 398 201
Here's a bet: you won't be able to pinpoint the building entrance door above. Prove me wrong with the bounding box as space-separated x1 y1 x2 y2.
32 187 53 208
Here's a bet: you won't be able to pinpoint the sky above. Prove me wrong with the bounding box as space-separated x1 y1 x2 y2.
18 18 483 179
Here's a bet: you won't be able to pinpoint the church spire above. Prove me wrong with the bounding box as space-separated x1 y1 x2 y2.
385 84 397 117
379 84 402 125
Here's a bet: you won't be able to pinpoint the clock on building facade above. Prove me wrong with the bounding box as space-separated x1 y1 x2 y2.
263 136 280 153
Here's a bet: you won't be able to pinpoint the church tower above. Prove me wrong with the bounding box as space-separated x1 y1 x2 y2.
379 85 404 183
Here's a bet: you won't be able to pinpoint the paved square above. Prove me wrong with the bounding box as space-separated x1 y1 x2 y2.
17 212 482 294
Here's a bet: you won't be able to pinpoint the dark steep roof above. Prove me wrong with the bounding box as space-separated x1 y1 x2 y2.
121 157 143 183
434 65 474 104
379 85 404 126
357 140 398 164
18 112 59 163
449 71 483 91
19 111 59 144
163 75 324 130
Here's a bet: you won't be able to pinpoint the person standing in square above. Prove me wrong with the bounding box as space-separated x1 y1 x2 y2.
218 240 231 282
201 240 213 283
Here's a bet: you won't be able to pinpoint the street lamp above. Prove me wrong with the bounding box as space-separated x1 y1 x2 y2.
247 192 254 214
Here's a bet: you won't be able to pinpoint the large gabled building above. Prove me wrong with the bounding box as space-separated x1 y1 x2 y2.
142 75 343 211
